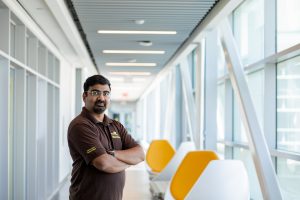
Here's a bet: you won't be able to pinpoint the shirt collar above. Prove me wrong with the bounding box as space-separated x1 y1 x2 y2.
81 107 113 125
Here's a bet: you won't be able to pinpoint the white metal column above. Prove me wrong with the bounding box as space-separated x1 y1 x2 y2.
26 74 38 200
0 58 9 200
220 19 282 200
194 44 205 149
204 30 218 150
180 58 196 143
14 67 26 199
264 0 277 153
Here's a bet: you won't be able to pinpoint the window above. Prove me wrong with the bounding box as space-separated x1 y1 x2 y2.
216 78 227 158
277 157 300 199
217 30 226 77
233 0 264 65
1 3 61 199
160 77 168 138
217 83 225 141
10 22 16 57
233 148 263 200
277 0 300 51
124 113 132 134
233 96 247 143
277 56 300 153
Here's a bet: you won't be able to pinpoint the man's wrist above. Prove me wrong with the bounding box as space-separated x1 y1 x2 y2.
107 150 115 157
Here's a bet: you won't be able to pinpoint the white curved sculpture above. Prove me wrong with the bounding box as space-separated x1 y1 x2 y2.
185 160 250 200
153 141 196 181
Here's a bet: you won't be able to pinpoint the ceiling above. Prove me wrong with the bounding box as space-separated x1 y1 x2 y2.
9 0 218 102
69 0 219 102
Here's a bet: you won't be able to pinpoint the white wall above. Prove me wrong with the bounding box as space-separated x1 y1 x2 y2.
58 59 75 182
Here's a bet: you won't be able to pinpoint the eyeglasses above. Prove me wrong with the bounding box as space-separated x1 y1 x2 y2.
88 90 110 97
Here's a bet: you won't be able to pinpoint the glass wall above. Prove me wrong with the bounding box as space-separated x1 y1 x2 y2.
277 158 300 199
160 77 168 138
124 113 132 134
277 56 300 153
233 148 263 199
233 0 264 66
187 49 197 95
277 0 300 51
217 83 225 141
134 0 300 199
0 3 61 199
217 30 226 77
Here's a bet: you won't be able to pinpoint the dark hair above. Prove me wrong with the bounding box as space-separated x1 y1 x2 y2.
83 75 111 91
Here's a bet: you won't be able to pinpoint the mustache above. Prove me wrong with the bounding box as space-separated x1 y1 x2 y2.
95 100 105 105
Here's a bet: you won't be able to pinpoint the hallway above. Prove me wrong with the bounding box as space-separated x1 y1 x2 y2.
2 0 300 199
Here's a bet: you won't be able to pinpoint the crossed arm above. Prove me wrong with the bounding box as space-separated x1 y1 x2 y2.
92 145 145 173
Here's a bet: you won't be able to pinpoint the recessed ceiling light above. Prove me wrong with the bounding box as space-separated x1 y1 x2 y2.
109 72 151 76
106 62 156 67
139 41 153 47
102 50 165 54
128 59 137 63
134 20 145 25
97 30 177 35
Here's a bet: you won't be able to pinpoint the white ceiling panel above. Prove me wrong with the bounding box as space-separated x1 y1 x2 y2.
68 0 219 101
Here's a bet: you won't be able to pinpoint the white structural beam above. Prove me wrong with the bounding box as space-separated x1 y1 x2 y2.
26 75 38 200
0 58 9 200
194 44 205 149
264 0 277 152
204 29 218 150
14 68 26 199
180 59 196 143
219 19 282 200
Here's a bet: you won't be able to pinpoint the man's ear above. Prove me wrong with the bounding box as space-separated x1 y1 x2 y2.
82 92 87 102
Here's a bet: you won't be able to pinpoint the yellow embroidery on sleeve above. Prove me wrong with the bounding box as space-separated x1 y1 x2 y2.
86 146 96 154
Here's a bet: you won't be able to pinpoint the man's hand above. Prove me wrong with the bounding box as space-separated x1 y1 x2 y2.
114 145 145 165
92 145 145 173
107 150 115 157
92 153 129 173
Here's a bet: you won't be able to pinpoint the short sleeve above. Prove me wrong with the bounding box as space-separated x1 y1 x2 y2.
114 121 139 149
68 123 106 164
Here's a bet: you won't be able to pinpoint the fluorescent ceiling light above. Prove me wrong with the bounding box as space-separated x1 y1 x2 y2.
103 50 165 54
133 78 146 82
109 72 151 76
113 86 141 90
97 30 176 35
110 77 125 82
106 62 156 67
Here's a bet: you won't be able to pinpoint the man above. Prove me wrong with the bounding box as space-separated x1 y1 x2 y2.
68 75 145 200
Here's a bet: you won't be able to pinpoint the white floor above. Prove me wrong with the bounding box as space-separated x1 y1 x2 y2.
52 161 152 200
123 162 152 200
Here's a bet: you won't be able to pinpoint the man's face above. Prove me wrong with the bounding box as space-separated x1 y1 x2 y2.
83 84 111 114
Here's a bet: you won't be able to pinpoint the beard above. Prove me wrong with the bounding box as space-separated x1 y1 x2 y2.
93 100 106 114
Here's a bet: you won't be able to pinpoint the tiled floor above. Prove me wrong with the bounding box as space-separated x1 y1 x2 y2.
52 161 152 200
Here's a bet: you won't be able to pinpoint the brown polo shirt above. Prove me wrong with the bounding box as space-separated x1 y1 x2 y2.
68 107 139 200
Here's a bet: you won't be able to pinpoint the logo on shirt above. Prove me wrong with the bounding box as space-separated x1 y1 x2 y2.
111 131 120 139
86 146 96 154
